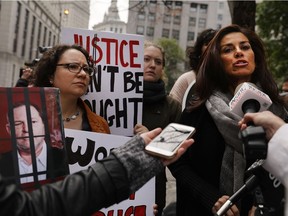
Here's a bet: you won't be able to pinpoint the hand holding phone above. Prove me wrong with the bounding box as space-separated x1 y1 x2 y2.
145 123 195 159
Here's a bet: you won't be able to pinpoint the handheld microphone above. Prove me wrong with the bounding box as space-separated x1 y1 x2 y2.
215 175 259 216
229 82 272 117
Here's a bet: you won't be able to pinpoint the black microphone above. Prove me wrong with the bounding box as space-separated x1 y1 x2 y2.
215 175 259 216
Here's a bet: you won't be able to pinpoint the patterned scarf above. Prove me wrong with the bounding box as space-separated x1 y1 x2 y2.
206 90 288 196
205 91 245 196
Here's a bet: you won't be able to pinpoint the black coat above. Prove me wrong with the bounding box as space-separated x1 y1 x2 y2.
169 105 285 216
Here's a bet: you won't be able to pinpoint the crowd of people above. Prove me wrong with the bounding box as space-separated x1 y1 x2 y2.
1 24 288 216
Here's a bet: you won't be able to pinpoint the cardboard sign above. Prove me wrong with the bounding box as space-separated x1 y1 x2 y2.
61 28 144 136
65 129 155 216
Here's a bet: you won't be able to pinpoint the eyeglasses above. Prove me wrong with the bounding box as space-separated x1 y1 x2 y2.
56 63 94 76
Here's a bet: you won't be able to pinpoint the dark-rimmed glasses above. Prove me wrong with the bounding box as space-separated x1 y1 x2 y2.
56 63 94 76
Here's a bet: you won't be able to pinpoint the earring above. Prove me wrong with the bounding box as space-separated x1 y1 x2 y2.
50 80 53 85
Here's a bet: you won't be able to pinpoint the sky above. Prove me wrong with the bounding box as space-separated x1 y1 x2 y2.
89 0 129 29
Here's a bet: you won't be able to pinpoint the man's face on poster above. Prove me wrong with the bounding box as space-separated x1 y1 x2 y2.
6 105 45 153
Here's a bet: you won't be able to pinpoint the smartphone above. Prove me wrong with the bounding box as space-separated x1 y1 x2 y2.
145 123 195 159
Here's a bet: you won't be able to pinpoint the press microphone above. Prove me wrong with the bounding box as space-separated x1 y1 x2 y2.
229 82 272 117
230 82 270 160
215 175 259 216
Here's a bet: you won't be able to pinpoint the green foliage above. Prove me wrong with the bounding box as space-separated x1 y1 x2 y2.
256 1 288 85
156 38 185 92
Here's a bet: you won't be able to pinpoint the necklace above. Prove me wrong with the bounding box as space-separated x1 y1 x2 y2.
63 110 80 122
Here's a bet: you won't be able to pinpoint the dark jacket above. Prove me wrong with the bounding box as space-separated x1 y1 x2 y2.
0 135 164 216
169 105 285 216
169 104 225 216
143 93 181 215
15 79 29 87
142 95 181 131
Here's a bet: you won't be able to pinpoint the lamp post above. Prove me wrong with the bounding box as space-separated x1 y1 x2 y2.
58 3 69 43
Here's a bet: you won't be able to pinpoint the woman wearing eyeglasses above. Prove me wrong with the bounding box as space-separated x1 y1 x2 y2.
34 44 110 133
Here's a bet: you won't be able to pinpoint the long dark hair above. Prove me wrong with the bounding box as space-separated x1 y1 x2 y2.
34 44 93 87
187 28 217 71
188 24 282 111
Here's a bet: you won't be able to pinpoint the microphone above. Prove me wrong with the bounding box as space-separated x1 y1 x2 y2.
230 83 269 160
215 175 259 216
229 82 272 117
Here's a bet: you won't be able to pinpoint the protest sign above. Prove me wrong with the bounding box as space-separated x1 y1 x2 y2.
0 87 69 191
61 28 144 136
65 128 155 216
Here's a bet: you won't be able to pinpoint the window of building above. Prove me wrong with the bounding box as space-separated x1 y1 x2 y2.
136 26 144 35
43 27 47 46
110 27 113 31
190 3 197 13
200 4 208 14
175 1 183 9
29 16 36 60
164 1 173 6
172 29 179 40
164 14 171 23
187 31 195 41
146 27 154 36
37 22 42 57
219 2 224 9
13 2 21 53
138 11 145 20
53 35 56 46
189 17 196 26
173 15 181 25
162 29 169 38
198 18 206 28
148 12 155 21
21 9 29 57
218 14 223 21
48 31 52 45
120 28 123 33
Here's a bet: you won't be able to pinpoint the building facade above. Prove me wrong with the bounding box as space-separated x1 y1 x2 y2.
92 0 126 34
0 0 89 87
126 0 231 56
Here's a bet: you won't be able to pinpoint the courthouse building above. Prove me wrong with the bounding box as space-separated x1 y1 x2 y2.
127 0 231 55
0 1 89 87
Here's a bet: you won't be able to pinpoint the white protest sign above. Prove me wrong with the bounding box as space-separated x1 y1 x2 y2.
61 28 144 136
64 129 155 216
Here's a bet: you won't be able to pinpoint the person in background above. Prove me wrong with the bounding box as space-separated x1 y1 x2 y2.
0 128 194 216
239 111 288 216
16 67 34 87
164 28 217 216
169 24 288 216
33 44 110 134
134 41 182 216
169 29 217 108
281 77 288 93
280 77 288 110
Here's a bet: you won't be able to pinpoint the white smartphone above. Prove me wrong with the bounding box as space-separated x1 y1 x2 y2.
145 123 195 159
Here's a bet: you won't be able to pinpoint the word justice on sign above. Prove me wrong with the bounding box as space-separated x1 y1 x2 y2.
73 34 142 68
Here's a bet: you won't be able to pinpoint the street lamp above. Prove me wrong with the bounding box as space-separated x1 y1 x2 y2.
58 8 69 43
64 9 69 15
